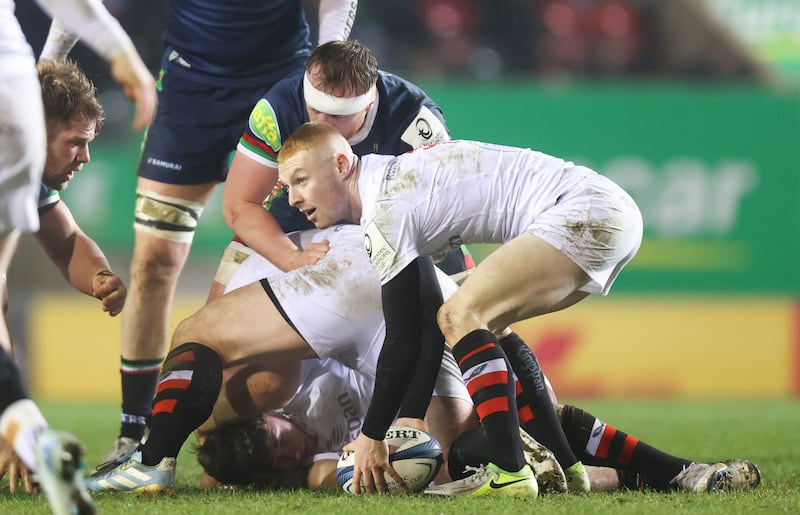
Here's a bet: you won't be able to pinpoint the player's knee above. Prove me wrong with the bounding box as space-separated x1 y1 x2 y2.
129 253 181 291
133 189 205 245
437 299 476 343
172 310 198 339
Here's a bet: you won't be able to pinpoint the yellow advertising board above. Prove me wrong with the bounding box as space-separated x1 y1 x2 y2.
511 296 797 398
28 294 798 400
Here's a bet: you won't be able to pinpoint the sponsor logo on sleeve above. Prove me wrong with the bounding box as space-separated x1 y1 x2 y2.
401 105 449 148
248 99 282 152
364 221 396 278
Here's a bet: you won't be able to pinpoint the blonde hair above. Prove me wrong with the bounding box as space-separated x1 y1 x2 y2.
277 122 343 166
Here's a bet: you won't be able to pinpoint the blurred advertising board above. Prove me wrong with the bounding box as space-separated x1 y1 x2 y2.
28 293 799 399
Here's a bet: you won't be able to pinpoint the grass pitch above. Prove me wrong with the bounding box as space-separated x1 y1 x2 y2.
1 398 797 514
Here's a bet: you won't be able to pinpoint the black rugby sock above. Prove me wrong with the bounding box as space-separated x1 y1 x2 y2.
559 404 690 489
453 329 526 473
119 357 162 440
499 332 579 469
140 343 222 466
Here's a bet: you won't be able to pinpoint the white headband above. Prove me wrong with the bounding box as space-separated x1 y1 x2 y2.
303 73 374 116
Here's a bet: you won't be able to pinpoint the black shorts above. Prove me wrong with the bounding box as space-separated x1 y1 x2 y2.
137 59 305 185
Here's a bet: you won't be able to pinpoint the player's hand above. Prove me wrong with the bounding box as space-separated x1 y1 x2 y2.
344 432 405 494
92 271 126 316
109 50 157 130
286 239 331 271
0 439 35 494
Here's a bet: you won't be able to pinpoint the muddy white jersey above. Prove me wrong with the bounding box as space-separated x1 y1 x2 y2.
357 140 596 284
225 225 470 400
280 358 372 455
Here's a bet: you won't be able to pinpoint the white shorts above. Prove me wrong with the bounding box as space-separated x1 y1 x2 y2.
0 57 46 234
528 170 643 295
225 225 470 403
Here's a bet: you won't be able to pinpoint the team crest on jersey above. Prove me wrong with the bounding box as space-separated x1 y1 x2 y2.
249 99 281 152
401 105 448 148
364 221 396 278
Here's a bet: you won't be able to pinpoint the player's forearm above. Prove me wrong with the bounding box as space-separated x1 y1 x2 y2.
39 20 79 61
317 0 358 44
397 258 445 419
226 204 300 272
361 262 428 440
65 234 113 296
34 0 135 62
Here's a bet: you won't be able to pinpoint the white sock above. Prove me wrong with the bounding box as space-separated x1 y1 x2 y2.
0 399 48 471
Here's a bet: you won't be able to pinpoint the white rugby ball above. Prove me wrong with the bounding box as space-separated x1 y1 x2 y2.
336 426 443 494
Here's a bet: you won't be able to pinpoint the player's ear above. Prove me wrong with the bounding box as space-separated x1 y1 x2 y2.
337 152 355 178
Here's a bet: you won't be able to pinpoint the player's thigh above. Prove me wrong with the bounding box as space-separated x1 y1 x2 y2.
173 281 315 363
445 233 590 333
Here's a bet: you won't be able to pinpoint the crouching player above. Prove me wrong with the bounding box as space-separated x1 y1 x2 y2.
276 122 761 498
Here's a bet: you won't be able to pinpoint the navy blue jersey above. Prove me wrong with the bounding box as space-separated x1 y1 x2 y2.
162 0 311 83
237 69 450 232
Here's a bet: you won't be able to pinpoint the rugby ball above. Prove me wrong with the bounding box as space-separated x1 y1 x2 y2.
336 426 443 494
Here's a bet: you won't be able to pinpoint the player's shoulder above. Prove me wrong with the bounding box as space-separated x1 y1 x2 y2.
244 69 306 151
266 68 305 99
262 69 306 116
376 70 430 102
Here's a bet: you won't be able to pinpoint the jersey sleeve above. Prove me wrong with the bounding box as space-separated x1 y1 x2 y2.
35 0 135 62
362 200 421 285
399 103 450 149
237 98 283 168
236 74 306 168
317 0 358 44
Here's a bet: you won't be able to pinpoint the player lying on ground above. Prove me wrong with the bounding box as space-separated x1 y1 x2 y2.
86 224 476 493
195 356 478 490
275 122 634 497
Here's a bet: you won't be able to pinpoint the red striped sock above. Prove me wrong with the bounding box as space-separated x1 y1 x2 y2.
453 329 525 472
141 343 221 466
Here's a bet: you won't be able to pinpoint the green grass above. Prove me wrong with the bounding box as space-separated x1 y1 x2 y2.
2 398 798 514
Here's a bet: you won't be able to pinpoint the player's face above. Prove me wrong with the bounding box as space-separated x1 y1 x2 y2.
264 414 315 471
306 106 371 141
281 146 351 228
42 118 96 191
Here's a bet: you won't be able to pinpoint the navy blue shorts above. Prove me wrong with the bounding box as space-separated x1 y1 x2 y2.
137 59 305 185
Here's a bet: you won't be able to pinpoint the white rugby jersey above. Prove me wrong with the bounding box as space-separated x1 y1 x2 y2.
357 140 596 284
280 358 373 455
0 1 32 57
